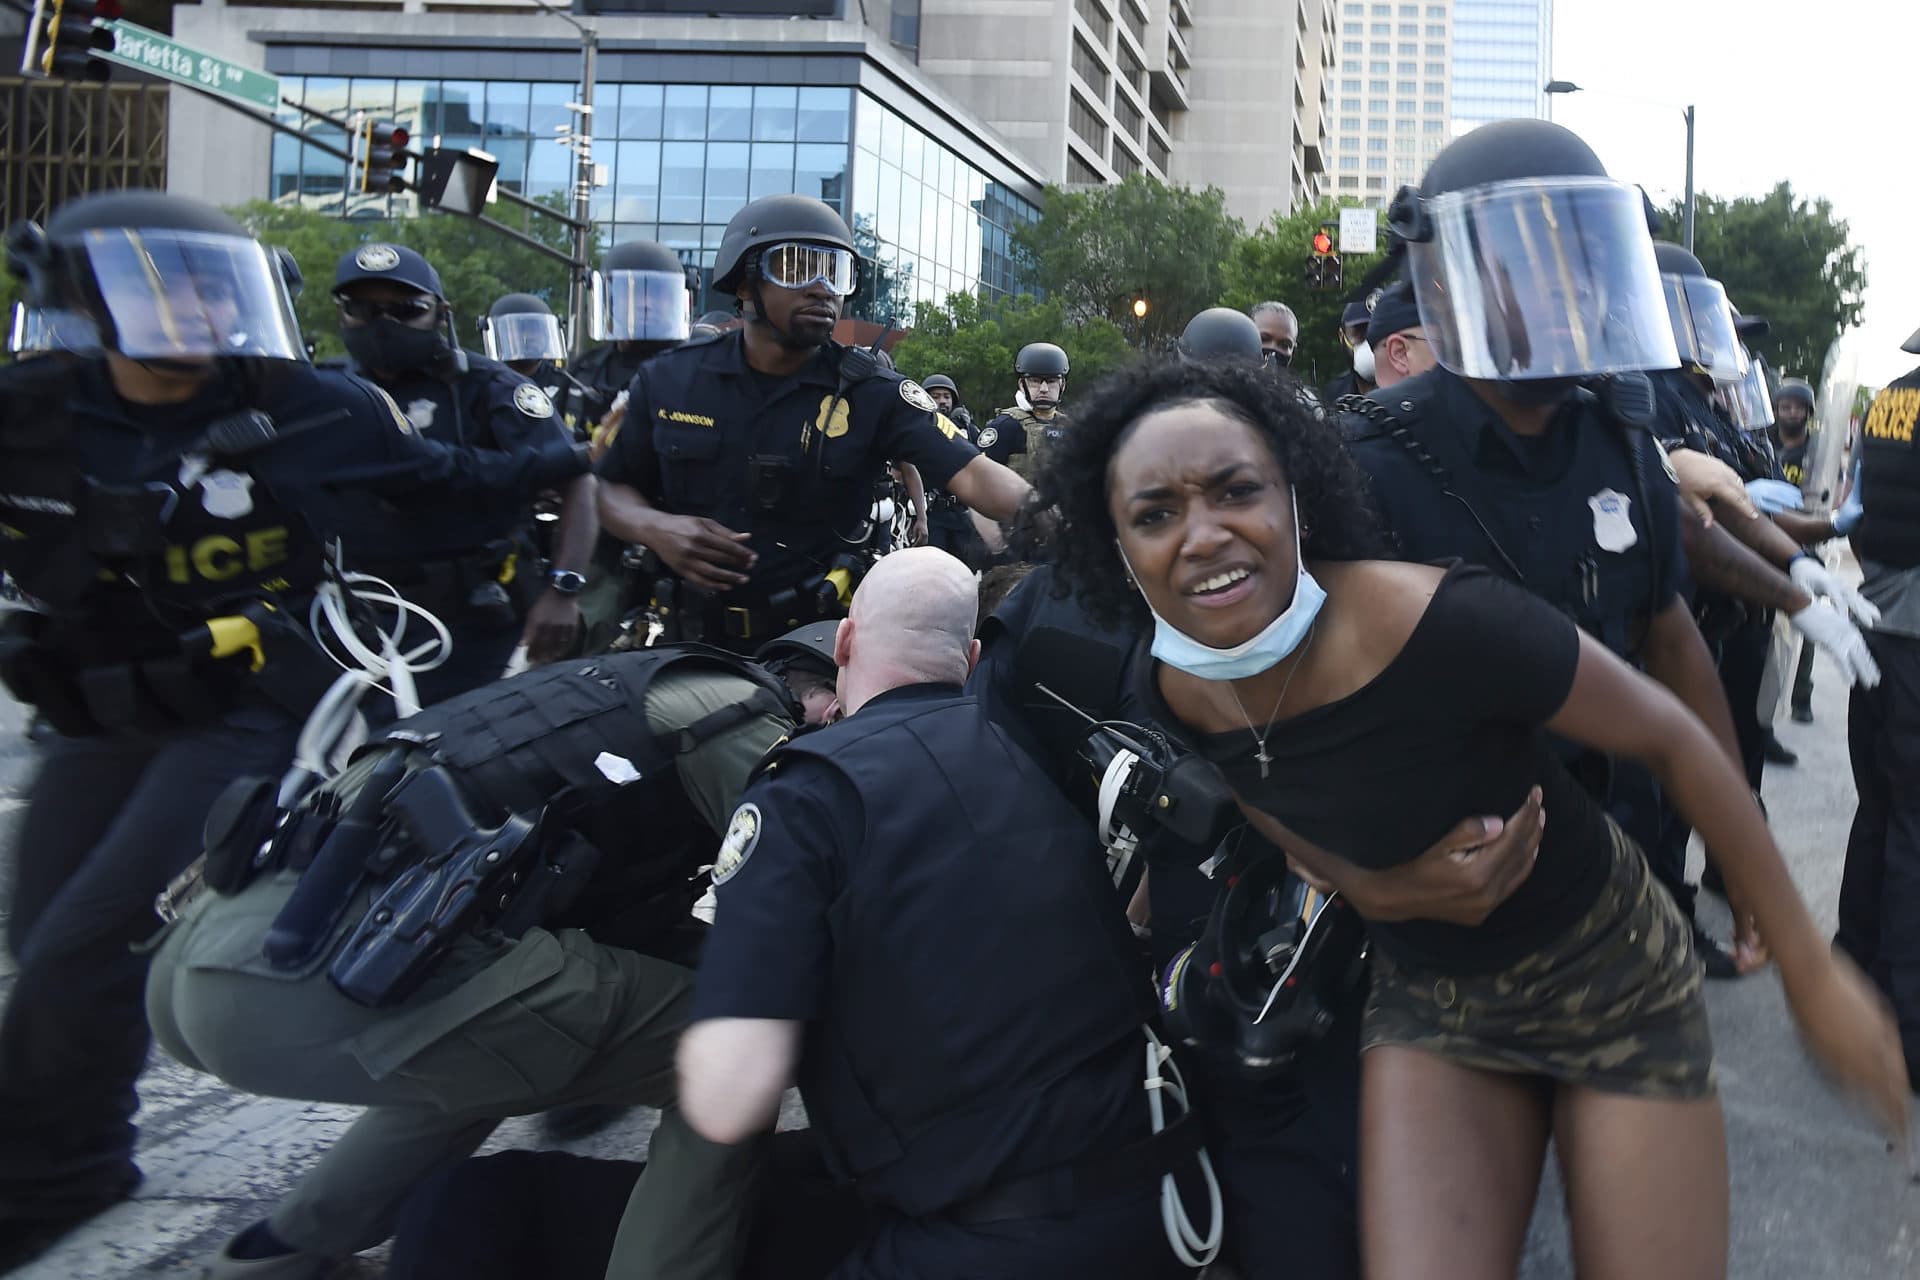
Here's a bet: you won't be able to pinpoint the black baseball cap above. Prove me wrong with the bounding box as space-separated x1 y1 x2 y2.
1366 282 1422 345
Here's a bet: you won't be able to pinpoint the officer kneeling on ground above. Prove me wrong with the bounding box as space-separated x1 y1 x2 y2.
332 244 596 694
0 191 511 1267
595 194 1029 655
145 633 841 1280
678 548 1209 1280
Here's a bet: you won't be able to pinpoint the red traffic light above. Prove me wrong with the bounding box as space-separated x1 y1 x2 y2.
1311 230 1333 256
387 125 410 150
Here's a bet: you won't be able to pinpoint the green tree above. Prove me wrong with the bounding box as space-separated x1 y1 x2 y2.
1670 183 1867 383
889 293 1130 420
231 196 577 360
1013 174 1243 344
1219 197 1383 390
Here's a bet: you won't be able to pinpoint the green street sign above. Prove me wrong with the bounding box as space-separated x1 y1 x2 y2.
95 20 281 112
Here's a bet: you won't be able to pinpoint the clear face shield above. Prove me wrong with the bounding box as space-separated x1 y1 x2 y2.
482 311 566 363
1398 177 1680 381
1661 273 1748 383
592 268 691 343
57 228 305 361
8 301 98 356
1717 357 1774 432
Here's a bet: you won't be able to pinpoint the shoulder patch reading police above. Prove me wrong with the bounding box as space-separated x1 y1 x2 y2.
712 802 762 886
513 383 555 419
898 379 938 414
977 426 999 449
355 244 401 272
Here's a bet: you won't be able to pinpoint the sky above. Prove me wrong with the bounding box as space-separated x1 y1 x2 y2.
1546 0 1919 391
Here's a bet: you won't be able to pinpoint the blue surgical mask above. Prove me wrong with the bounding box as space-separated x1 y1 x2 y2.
1121 485 1327 682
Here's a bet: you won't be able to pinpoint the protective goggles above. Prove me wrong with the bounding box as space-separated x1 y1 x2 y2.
758 242 858 296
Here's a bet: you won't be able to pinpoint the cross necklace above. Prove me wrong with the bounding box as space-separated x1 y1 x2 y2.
1226 621 1319 780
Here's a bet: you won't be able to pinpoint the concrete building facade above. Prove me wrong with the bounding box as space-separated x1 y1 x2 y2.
1324 0 1455 208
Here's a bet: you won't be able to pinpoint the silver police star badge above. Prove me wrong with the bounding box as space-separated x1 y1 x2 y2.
712 803 762 886
514 383 555 418
355 244 402 272
899 379 937 413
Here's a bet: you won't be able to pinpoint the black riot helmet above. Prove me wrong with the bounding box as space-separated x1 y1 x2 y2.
1015 342 1070 379
481 291 566 365
1774 377 1816 411
1015 341 1069 412
6 189 305 363
921 373 958 395
592 238 693 344
712 195 859 296
1178 308 1265 366
1386 120 1678 385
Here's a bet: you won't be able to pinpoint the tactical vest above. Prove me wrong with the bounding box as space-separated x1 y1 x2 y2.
0 360 334 733
1855 369 1920 571
775 686 1149 1216
380 644 797 933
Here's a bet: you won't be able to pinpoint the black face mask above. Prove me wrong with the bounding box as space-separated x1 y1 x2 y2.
1264 349 1294 369
1501 376 1581 407
343 317 448 375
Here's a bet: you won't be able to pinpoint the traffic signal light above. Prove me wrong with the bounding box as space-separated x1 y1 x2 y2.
360 120 410 194
1311 228 1334 256
37 0 119 82
1303 255 1325 289
1306 222 1342 292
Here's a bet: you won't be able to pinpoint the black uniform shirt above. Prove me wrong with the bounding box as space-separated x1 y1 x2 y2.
1345 369 1686 661
0 356 461 664
596 331 978 593
360 351 579 557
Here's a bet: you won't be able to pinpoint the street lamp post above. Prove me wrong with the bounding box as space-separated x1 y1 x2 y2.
1544 80 1696 253
528 0 596 354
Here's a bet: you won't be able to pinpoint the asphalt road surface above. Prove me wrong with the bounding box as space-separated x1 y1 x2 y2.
1 625 1915 1278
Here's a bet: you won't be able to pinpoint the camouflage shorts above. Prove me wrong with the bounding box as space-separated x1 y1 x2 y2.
1361 819 1716 1100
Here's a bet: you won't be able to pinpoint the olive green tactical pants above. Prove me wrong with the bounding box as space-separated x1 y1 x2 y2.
146 874 758 1280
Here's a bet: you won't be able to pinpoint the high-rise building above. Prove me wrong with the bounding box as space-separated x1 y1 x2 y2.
916 0 1334 225
1324 0 1456 208
1450 0 1552 133
160 0 1334 320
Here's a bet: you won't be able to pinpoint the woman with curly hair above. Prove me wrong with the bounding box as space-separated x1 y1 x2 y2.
1029 357 1909 1279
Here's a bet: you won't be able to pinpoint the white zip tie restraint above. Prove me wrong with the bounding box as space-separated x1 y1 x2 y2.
1143 1025 1222 1268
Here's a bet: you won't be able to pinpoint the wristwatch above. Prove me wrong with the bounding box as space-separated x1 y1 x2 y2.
546 568 587 596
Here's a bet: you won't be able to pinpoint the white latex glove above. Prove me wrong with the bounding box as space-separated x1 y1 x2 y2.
1790 601 1881 689
1789 555 1882 628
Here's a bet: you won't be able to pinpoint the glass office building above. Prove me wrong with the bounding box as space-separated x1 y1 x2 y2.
268 70 1039 325
1450 0 1551 131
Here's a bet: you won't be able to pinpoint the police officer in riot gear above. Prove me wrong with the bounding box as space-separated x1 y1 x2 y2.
979 341 1069 478
915 372 987 565
1179 307 1267 366
480 291 568 382
0 191 506 1266
680 549 1204 1279
332 244 597 691
1341 119 1767 977
570 238 695 441
594 193 1029 655
1774 378 1818 487
147 630 842 1280
1836 323 1920 1091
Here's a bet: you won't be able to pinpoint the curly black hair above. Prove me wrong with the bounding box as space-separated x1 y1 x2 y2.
1018 358 1388 630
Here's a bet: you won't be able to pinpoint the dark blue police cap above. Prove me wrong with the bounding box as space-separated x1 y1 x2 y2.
1366 282 1422 344
1340 299 1372 333
333 242 443 297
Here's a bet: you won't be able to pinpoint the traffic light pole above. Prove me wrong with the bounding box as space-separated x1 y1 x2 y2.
569 29 597 356
169 81 583 268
